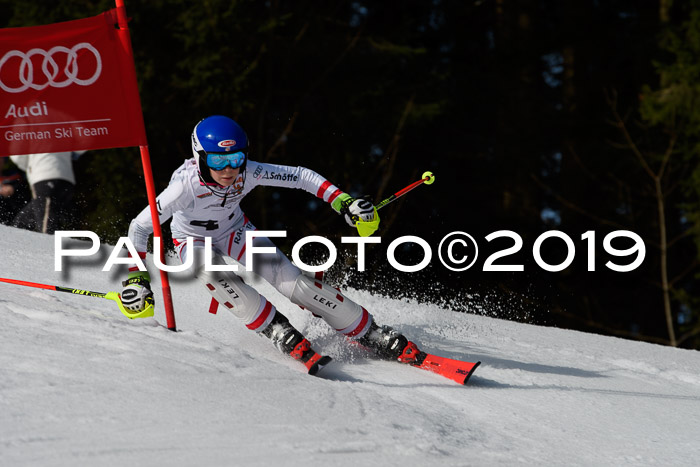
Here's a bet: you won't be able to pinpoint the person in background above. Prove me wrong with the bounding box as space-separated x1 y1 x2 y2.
0 158 29 225
9 151 83 234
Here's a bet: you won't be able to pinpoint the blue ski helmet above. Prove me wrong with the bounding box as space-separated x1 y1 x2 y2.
191 115 249 184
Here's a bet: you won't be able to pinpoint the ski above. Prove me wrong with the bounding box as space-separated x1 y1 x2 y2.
396 340 480 385
348 336 480 384
304 353 332 376
411 352 481 385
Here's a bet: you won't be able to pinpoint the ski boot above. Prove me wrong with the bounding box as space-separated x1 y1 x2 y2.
261 313 331 375
356 321 427 366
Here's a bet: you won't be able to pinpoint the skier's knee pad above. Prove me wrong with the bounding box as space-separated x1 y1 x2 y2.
196 266 276 332
290 274 371 338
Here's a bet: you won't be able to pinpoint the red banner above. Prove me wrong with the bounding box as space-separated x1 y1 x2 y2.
0 9 146 156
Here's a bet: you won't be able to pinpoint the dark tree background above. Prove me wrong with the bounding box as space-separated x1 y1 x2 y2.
2 0 699 348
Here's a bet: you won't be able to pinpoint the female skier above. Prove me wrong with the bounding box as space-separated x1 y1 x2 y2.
121 115 422 374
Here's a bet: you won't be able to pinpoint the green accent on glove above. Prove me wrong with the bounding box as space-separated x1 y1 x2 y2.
108 291 155 320
331 193 354 213
356 208 380 237
127 270 151 283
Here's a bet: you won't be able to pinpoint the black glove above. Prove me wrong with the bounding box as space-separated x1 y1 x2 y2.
121 272 154 312
340 195 376 227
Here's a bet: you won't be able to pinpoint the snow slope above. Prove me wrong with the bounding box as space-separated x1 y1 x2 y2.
1 224 699 466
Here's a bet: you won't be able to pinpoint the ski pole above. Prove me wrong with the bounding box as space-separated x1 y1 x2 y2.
355 171 436 236
0 277 154 319
375 170 435 211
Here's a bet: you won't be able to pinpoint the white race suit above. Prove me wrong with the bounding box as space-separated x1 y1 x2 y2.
128 158 372 338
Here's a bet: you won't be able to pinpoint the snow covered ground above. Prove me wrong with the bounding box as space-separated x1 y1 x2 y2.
1 224 699 466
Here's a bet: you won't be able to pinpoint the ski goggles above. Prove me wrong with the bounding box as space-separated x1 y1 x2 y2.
206 151 246 171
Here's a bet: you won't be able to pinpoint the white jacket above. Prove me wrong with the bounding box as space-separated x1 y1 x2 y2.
128 158 343 252
9 152 76 186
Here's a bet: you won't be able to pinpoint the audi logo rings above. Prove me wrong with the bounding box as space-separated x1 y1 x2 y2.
0 42 102 93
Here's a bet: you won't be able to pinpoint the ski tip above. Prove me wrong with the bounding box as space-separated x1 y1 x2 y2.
461 361 481 385
308 355 332 376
